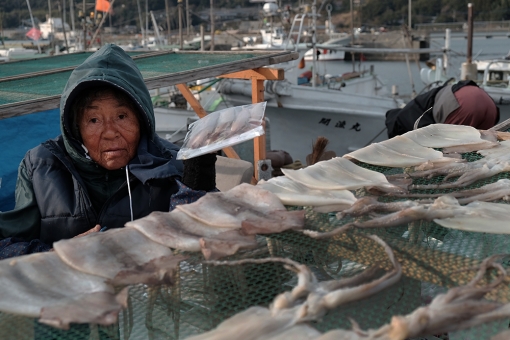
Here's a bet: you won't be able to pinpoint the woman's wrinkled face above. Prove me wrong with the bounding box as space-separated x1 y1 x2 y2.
79 95 140 170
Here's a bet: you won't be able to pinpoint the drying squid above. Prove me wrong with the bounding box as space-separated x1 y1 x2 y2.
387 179 510 204
343 136 457 168
281 157 406 193
257 176 357 213
304 196 464 239
336 196 423 219
314 255 510 340
0 252 128 330
410 162 510 190
206 235 401 320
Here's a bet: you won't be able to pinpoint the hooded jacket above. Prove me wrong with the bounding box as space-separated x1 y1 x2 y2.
0 44 185 249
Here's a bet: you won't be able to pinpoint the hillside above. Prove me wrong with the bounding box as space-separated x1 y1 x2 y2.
1 0 510 31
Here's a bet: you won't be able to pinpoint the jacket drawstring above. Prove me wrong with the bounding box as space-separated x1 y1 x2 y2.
125 165 134 221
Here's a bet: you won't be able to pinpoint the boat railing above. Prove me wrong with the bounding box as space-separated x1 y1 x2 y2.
284 13 306 51
481 59 510 88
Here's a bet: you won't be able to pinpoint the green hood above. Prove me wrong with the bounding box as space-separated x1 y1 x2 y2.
60 44 155 156
59 44 182 184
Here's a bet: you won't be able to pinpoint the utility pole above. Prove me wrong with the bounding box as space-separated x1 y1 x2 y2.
178 0 183 49
408 0 412 29
210 0 214 51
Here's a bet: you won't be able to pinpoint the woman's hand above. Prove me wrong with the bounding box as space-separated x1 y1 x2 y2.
49 225 101 251
75 224 101 238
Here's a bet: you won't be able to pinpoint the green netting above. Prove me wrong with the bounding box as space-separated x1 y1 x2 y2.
0 52 258 107
0 52 146 78
1 149 509 339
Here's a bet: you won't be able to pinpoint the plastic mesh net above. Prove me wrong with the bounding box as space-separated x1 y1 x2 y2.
0 149 509 339
0 52 258 106
0 52 145 78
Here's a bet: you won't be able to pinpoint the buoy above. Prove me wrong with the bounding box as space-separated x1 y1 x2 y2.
298 57 305 69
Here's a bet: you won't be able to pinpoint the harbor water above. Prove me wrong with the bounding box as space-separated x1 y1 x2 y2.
312 32 510 96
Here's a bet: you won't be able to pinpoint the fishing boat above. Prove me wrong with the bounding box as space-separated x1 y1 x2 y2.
195 4 449 163
303 34 350 61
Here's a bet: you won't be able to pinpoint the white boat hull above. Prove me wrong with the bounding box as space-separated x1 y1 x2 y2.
304 48 345 61
213 83 399 161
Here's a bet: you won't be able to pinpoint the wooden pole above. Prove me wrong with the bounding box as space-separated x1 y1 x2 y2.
467 3 473 64
252 78 266 172
200 24 204 51
0 11 5 47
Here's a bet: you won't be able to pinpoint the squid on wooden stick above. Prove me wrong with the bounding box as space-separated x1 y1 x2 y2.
304 196 463 239
336 197 422 219
411 162 510 190
385 179 510 204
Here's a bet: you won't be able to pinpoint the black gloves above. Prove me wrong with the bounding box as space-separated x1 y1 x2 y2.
181 153 217 191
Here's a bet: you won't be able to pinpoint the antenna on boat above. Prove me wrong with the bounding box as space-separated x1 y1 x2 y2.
311 0 317 88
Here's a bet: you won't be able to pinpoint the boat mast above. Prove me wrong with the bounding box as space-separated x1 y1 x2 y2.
349 0 354 72
312 0 317 88
136 0 144 47
25 0 42 53
210 0 214 51
58 1 69 52
145 0 149 47
48 0 54 49
69 0 75 32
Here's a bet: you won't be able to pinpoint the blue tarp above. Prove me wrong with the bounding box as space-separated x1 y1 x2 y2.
0 109 60 211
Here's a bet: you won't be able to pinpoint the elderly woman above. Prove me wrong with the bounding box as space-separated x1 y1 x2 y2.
0 44 216 258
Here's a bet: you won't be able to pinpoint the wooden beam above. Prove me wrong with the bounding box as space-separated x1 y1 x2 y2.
252 78 266 180
176 83 240 160
219 68 284 81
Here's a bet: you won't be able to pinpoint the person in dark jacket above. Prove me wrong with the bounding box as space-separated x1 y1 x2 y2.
385 80 500 138
0 44 216 259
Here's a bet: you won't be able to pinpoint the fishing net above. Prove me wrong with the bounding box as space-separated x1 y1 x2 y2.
0 52 258 106
1 142 509 340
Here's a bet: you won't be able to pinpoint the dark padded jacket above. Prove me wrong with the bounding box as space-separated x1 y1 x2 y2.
385 80 487 138
0 44 185 248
